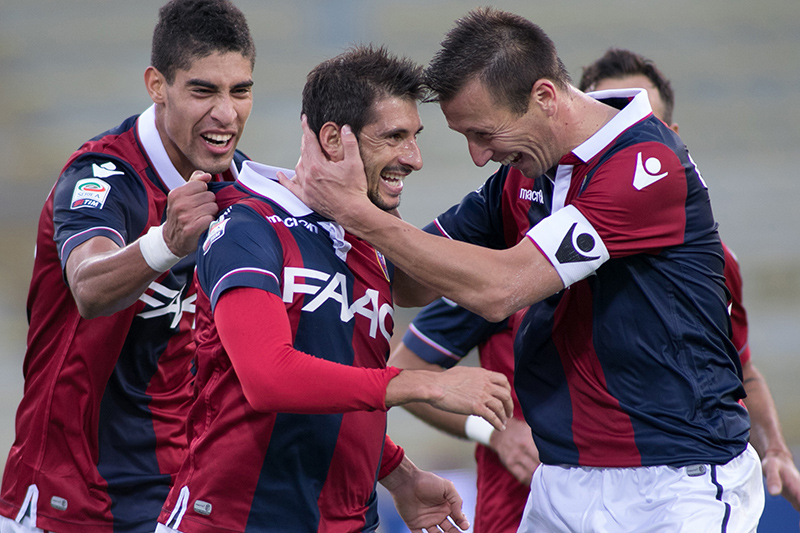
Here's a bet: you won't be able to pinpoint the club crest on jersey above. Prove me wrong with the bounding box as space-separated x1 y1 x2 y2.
71 178 111 209
202 215 230 255
632 152 668 190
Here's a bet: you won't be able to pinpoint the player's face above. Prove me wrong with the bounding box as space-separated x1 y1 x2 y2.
357 97 423 211
441 78 555 179
152 51 253 179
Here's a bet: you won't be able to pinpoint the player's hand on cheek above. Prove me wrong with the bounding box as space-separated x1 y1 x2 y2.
279 115 371 226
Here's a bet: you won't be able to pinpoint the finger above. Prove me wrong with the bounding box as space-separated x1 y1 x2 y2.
503 392 514 419
765 467 783 496
189 170 212 183
277 171 301 198
339 124 362 163
477 406 505 432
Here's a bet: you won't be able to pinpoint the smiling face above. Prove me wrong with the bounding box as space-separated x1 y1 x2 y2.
357 96 424 211
440 77 555 179
146 51 254 180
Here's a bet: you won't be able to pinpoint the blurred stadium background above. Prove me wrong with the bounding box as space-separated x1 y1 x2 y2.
1 0 799 530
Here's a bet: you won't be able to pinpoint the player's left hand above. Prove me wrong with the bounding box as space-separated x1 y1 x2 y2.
761 449 800 516
381 457 469 533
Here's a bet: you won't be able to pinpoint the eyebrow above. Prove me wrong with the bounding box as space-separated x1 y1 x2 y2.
381 125 424 138
186 79 255 90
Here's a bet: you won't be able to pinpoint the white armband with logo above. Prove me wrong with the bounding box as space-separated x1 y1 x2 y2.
526 204 609 288
464 415 494 447
139 224 184 272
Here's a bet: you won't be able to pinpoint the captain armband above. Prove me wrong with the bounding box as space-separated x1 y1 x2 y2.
526 205 609 288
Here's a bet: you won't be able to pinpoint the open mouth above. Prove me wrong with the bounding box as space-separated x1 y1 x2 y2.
381 171 406 189
498 152 521 166
202 133 233 147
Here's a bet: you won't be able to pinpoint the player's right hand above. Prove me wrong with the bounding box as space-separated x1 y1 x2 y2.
428 366 513 431
162 170 218 257
489 417 541 485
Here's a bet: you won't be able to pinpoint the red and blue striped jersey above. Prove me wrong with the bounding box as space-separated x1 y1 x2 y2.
161 162 398 532
432 89 749 469
0 106 244 533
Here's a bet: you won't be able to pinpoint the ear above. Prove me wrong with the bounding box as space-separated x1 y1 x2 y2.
530 79 558 117
318 122 344 162
144 66 167 105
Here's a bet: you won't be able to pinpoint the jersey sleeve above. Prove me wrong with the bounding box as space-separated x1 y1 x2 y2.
378 435 406 480
52 154 150 269
215 286 401 414
403 297 507 368
526 142 691 287
196 204 284 312
723 243 750 365
570 142 690 257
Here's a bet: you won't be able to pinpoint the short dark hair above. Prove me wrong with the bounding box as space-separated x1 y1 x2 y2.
424 7 571 115
579 48 674 124
151 0 255 84
302 45 424 137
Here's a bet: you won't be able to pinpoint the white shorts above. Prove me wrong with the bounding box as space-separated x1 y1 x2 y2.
0 515 49 533
517 444 764 533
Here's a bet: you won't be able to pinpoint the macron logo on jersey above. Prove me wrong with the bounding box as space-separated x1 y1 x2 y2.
92 161 125 178
71 177 111 209
632 152 668 190
282 266 393 342
519 187 545 204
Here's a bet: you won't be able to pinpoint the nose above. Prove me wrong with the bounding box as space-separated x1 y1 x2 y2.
210 94 237 126
468 140 491 167
400 139 423 171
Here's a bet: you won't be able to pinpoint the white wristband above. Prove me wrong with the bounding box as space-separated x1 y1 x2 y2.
139 224 184 272
464 415 495 447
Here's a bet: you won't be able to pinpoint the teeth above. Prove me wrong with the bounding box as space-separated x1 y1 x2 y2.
381 173 405 182
203 133 233 145
499 152 519 166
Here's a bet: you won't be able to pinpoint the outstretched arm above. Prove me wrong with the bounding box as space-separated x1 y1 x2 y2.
279 118 563 322
215 287 513 428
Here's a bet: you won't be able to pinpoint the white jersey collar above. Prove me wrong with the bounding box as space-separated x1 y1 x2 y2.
571 88 653 163
136 104 239 191
236 160 311 217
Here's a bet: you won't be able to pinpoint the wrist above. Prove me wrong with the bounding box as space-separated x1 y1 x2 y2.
465 415 495 447
139 224 184 272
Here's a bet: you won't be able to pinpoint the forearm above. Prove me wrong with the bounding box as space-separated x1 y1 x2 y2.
66 236 164 318
217 288 397 413
743 362 792 458
405 402 470 438
343 203 559 322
